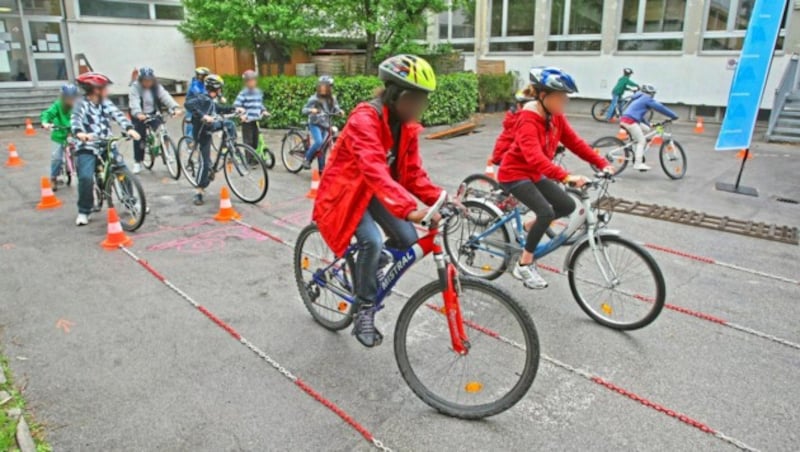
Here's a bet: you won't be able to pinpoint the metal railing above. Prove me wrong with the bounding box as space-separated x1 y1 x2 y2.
766 53 800 139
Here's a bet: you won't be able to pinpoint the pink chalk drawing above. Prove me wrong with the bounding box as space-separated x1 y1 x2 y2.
146 225 270 254
273 210 311 229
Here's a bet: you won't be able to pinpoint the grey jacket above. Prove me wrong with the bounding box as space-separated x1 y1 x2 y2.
128 81 179 117
301 94 342 128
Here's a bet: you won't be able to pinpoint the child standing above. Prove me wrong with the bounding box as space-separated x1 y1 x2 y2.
605 68 638 122
41 83 79 190
233 70 268 150
301 75 343 170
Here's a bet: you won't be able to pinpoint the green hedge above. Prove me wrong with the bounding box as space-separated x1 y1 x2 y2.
221 72 477 128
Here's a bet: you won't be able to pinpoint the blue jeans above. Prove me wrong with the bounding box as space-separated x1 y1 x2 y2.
50 142 65 178
76 146 125 215
606 94 620 121
184 116 194 143
354 197 418 307
305 124 328 169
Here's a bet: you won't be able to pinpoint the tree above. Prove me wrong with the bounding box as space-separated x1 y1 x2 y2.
179 0 323 75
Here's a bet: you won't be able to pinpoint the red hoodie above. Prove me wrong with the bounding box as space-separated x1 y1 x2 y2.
498 109 608 184
491 109 519 165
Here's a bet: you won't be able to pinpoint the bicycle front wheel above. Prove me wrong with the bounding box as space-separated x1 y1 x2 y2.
659 139 687 180
223 144 268 203
566 234 665 330
591 101 611 122
395 277 539 419
461 173 500 200
177 137 200 188
161 135 181 180
142 141 155 170
281 131 306 173
444 200 511 280
106 166 147 232
591 136 631 175
294 224 356 331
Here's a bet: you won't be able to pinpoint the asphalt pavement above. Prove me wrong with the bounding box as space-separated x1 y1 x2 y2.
0 113 798 451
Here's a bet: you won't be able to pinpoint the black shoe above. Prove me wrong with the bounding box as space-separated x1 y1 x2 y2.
301 160 312 170
193 193 204 206
352 305 383 348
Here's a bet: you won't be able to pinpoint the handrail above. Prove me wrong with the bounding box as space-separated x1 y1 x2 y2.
766 53 800 139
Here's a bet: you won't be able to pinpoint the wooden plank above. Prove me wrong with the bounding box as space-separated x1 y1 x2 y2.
425 122 477 140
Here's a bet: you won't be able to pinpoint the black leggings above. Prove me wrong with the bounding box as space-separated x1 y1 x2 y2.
241 121 260 150
501 179 575 254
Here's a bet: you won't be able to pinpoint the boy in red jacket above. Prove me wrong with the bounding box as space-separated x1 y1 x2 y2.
491 90 533 165
497 67 613 289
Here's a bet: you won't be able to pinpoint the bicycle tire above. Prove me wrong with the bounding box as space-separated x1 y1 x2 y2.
591 100 612 122
223 143 268 203
659 139 687 180
281 130 306 174
591 136 631 175
161 135 181 180
394 277 539 419
142 139 156 170
294 224 356 331
106 166 147 232
444 200 511 280
264 148 276 169
566 234 665 330
177 136 200 188
461 173 500 199
63 166 72 187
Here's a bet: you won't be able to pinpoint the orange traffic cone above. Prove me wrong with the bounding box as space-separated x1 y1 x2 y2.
24 118 35 136
100 208 133 250
213 186 241 222
306 169 320 199
650 135 663 146
5 143 24 167
736 149 753 161
694 117 705 134
616 128 628 140
36 177 62 210
484 158 496 180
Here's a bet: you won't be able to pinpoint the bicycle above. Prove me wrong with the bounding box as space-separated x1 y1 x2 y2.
238 113 276 169
294 191 539 419
177 114 269 203
591 91 653 123
139 113 181 180
281 113 341 173
48 126 77 189
591 119 686 179
80 135 147 231
444 173 665 330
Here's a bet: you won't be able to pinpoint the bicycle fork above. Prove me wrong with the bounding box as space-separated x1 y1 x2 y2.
434 251 470 355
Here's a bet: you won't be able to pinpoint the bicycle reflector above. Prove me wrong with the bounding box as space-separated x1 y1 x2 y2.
465 381 483 393
601 303 613 315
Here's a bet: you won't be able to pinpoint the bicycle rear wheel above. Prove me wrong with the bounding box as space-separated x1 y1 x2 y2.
161 135 181 180
223 143 268 203
566 234 665 330
591 136 631 175
659 139 687 180
294 224 356 331
281 131 306 173
591 101 611 122
444 200 511 280
106 166 147 232
177 137 200 188
142 140 155 170
395 277 539 419
461 173 500 200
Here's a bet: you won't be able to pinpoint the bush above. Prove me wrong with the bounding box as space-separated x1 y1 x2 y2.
478 72 516 106
221 72 477 128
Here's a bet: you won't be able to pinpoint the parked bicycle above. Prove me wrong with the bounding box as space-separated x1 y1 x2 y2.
281 112 341 173
294 191 539 419
177 114 269 203
444 173 665 330
238 113 276 169
591 119 686 179
140 113 181 180
81 135 147 231
592 91 653 123
49 126 77 189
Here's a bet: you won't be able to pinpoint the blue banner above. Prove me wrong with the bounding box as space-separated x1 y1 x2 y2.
715 0 789 151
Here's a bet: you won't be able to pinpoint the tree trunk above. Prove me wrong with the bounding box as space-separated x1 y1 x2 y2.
365 31 377 74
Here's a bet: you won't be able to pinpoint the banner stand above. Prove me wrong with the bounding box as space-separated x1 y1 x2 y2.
715 148 758 197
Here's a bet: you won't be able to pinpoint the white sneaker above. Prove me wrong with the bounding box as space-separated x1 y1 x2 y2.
75 213 90 226
634 162 651 171
133 163 142 174
512 261 548 289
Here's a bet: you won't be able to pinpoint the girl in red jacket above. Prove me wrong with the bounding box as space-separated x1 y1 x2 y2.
498 67 612 289
490 90 533 165
312 55 443 347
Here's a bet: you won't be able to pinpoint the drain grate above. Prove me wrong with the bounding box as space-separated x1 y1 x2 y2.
596 197 798 245
776 197 799 205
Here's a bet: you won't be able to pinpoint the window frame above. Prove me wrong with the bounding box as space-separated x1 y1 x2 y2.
546 0 603 54
75 0 185 23
487 0 535 54
615 0 687 53
700 0 787 54
438 3 475 52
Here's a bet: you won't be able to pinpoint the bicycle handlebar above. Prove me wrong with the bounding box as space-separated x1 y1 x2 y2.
421 191 448 228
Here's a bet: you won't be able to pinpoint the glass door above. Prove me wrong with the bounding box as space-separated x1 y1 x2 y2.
25 17 68 84
0 15 33 86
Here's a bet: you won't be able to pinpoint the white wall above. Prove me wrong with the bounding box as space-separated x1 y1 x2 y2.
67 21 195 94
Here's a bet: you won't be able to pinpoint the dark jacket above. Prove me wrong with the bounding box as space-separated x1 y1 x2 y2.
185 93 235 135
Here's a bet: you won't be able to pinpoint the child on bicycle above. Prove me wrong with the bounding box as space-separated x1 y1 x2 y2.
498 67 613 290
620 84 679 171
41 83 79 190
185 67 210 143
184 74 243 206
301 75 343 170
129 66 181 174
491 90 533 166
233 70 269 151
71 72 140 226
605 68 638 122
312 55 444 348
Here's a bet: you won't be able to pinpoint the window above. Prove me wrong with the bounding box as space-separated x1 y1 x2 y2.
438 1 475 51
488 0 535 53
154 4 183 20
78 0 185 21
22 0 62 16
617 0 686 51
548 0 603 52
702 0 788 51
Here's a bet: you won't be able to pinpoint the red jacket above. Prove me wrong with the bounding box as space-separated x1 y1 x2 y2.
498 109 608 183
491 109 519 165
312 102 443 256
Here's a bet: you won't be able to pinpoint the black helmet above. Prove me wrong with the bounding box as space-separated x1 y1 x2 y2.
623 68 633 76
204 74 224 91
640 84 657 95
317 75 334 86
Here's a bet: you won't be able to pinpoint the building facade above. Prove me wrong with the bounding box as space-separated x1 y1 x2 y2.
431 0 800 114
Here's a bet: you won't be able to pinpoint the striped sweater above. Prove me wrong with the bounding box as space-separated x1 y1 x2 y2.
71 98 132 153
233 88 267 121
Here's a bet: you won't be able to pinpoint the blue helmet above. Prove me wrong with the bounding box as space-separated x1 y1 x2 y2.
61 83 79 98
529 67 578 94
138 66 156 81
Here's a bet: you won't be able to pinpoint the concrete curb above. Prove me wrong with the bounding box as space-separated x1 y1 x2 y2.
16 416 36 452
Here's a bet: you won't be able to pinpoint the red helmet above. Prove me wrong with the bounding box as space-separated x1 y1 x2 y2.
76 72 113 90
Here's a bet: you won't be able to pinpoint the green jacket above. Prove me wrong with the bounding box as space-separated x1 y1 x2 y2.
612 76 638 96
40 99 72 144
